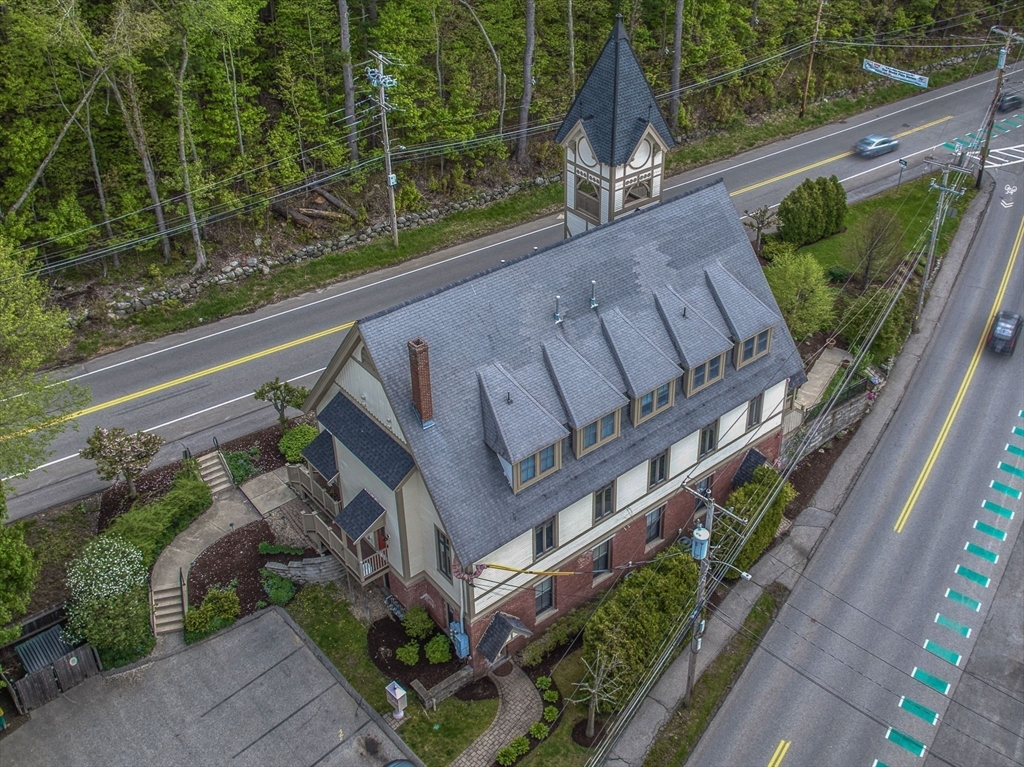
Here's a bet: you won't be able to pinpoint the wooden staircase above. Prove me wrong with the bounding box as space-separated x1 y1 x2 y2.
197 451 232 495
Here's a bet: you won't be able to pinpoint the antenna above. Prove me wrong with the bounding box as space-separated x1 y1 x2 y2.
506 391 513 404
590 281 598 309
683 306 687 318
554 295 564 324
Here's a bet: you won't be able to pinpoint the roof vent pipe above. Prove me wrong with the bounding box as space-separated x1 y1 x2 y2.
554 295 564 324
590 281 598 310
407 337 435 428
683 306 687 318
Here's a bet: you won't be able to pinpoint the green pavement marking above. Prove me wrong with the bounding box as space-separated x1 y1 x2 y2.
990 480 1022 500
1006 118 1023 127
974 520 1007 541
1007 444 1024 459
924 639 961 666
965 541 999 563
993 122 1009 132
946 588 981 612
1018 410 1023 418
900 695 939 725
941 142 958 151
872 761 889 767
998 461 1024 480
967 132 979 140
1013 426 1024 438
886 727 927 757
955 564 990 588
982 498 1014 519
912 666 951 695
935 613 972 638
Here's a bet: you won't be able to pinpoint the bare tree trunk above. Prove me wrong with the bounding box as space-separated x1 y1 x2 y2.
587 688 598 738
670 0 684 129
176 35 206 272
516 0 535 166
224 43 245 158
568 0 576 99
432 7 443 98
83 91 118 270
338 0 359 161
4 69 104 220
460 1 504 138
108 73 173 264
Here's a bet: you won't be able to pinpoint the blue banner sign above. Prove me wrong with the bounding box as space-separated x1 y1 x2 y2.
862 59 929 89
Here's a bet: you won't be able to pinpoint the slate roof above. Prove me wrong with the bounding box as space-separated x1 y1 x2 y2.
333 489 386 539
318 392 414 490
732 448 769 489
357 181 806 565
554 17 675 165
543 337 628 429
477 612 533 664
302 429 338 481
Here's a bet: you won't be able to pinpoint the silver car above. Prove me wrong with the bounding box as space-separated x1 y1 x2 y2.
854 135 899 158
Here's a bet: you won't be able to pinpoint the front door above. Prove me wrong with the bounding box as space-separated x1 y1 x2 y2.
375 528 387 551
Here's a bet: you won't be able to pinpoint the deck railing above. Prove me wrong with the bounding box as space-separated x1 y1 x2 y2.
300 509 389 584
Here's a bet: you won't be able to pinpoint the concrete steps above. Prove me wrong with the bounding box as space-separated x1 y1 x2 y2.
198 452 232 495
152 584 185 635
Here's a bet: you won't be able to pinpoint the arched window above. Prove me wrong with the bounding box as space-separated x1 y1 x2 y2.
625 182 651 205
575 178 600 218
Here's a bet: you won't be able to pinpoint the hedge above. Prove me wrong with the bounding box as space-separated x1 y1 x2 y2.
713 465 798 573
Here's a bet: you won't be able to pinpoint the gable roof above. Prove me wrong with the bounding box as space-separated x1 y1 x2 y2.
477 612 533 664
357 181 805 565
554 17 674 165
302 428 338 481
333 489 386 539
318 392 414 490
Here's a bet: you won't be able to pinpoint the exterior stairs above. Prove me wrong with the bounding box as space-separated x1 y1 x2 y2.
152 584 185 635
197 451 232 495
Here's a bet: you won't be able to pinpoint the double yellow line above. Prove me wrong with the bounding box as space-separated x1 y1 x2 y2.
895 213 1024 533
768 739 792 767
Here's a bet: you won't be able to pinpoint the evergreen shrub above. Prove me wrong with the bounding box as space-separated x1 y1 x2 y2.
278 424 318 463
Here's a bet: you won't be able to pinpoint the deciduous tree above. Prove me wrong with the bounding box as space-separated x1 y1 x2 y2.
764 244 836 339
254 378 309 423
0 522 41 645
80 427 165 498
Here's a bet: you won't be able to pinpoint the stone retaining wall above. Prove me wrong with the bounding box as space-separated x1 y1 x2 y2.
264 556 345 585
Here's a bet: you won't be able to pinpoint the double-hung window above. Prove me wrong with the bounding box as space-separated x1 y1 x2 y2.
535 577 554 616
649 450 668 488
645 506 664 544
699 420 718 458
593 540 611 578
747 392 764 430
515 442 560 493
534 518 555 559
594 483 615 522
635 380 674 425
436 529 452 581
578 410 619 456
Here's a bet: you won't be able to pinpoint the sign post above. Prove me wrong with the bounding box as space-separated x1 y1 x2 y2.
898 158 908 189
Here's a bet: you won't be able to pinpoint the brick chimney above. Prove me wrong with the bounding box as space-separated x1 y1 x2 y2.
408 337 435 428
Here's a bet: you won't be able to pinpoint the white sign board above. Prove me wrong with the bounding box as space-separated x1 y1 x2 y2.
862 59 928 89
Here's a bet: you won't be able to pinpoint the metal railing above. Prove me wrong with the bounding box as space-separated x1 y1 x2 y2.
179 568 188 617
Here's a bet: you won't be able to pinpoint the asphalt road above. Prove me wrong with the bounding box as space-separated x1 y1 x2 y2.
7 66 1023 520
684 165 1024 766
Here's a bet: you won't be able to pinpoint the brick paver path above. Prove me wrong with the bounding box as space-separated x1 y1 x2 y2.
450 663 543 767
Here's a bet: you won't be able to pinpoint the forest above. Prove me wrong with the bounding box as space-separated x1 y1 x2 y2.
0 0 1020 272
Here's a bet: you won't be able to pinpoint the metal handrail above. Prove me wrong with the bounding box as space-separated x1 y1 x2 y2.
179 567 189 616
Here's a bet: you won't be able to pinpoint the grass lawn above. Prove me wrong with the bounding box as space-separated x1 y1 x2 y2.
642 583 788 767
518 649 591 767
286 584 497 767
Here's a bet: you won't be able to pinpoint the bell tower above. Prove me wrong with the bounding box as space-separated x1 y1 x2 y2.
555 17 675 238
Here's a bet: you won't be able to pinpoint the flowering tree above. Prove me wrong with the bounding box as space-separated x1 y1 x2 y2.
80 427 165 498
254 378 309 423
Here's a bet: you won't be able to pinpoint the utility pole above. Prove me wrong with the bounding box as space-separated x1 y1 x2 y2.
368 51 399 247
800 0 825 118
977 28 1024 189
913 161 965 332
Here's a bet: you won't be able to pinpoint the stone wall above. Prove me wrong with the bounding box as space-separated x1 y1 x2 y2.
264 555 345 584
781 392 870 465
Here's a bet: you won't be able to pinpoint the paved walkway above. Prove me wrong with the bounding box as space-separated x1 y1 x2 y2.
795 345 853 411
450 664 543 767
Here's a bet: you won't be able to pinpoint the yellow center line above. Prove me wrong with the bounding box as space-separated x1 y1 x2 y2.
767 739 792 767
895 212 1024 533
730 116 952 197
61 321 354 423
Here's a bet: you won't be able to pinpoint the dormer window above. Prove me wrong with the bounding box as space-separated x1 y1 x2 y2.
575 409 620 457
685 353 725 396
514 442 561 493
737 328 771 368
633 380 674 426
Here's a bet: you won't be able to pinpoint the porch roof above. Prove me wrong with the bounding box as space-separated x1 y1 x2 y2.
302 429 338 481
478 612 532 664
333 489 386 540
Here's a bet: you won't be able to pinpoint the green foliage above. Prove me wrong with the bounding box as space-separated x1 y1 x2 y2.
80 427 166 498
104 471 212 567
254 378 309 423
520 604 595 667
496 745 519 766
713 466 798 573
510 736 530 755
396 639 420 666
839 287 913 365
543 704 559 723
534 675 552 691
425 633 453 664
260 569 297 606
278 424 318 463
184 586 241 643
543 689 559 703
826 265 852 283
529 721 550 740
0 521 42 645
225 450 259 484
402 604 436 641
583 545 699 709
777 177 847 247
765 246 837 339
258 541 305 555
65 582 154 668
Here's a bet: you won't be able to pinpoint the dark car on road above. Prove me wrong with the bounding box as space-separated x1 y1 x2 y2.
854 135 900 158
987 310 1022 355
997 93 1023 113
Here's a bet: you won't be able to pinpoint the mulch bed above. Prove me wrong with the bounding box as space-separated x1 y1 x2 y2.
367 617 481 694
572 715 609 748
784 422 860 520
187 519 317 614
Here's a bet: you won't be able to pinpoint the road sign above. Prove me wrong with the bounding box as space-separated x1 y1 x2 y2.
899 158 908 168
862 59 929 89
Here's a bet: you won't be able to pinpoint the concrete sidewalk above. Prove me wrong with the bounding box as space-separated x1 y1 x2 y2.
603 175 994 767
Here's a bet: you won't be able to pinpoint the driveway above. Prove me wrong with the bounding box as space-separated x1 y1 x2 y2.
0 609 421 767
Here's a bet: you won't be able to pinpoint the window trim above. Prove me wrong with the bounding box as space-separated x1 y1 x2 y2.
574 177 600 220
746 392 765 431
649 450 668 488
592 539 612 582
623 181 651 208
645 505 665 545
736 328 772 369
535 576 555 617
685 353 725 396
435 528 452 582
594 481 616 524
513 441 562 494
632 379 676 427
534 517 556 560
698 420 719 458
575 409 621 458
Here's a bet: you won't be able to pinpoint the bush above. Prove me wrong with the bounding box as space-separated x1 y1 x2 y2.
543 705 559 723
826 264 851 283
104 470 212 567
510 736 530 755
543 689 559 703
425 633 452 664
65 582 153 668
396 640 420 666
839 287 913 365
260 569 297 606
534 675 552 691
66 536 147 604
184 606 210 634
713 466 798 573
225 450 258 484
184 586 241 644
520 604 594 667
496 745 518 766
257 541 306 555
529 722 550 740
764 248 836 340
402 604 435 641
278 424 318 463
